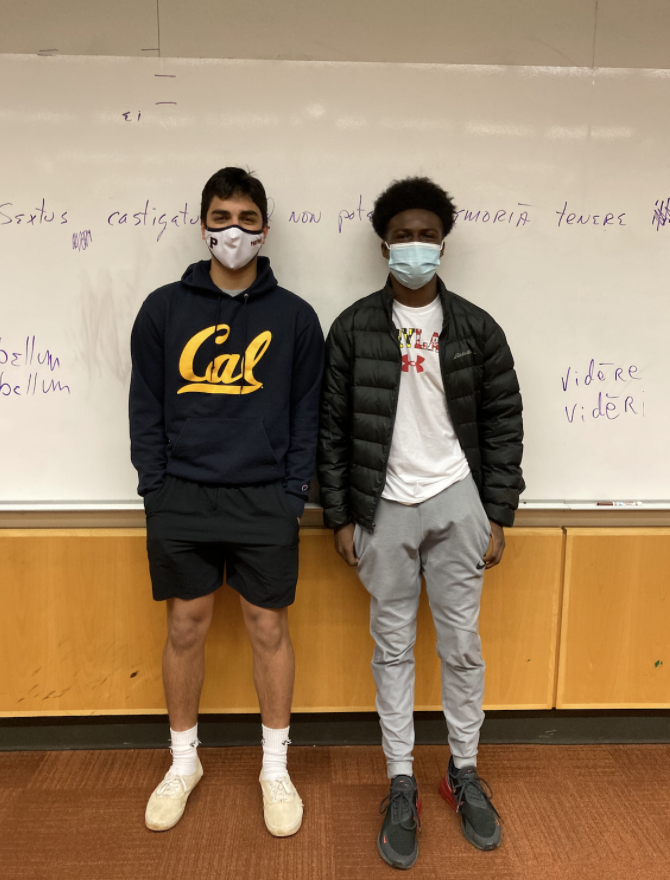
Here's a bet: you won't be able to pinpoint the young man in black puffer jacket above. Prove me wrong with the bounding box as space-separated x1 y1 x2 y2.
318 177 524 869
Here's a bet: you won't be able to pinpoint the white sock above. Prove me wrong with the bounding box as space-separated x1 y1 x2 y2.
452 755 477 770
169 724 199 777
261 725 290 781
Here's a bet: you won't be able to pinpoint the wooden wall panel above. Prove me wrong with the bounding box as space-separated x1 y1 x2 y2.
200 528 377 712
413 529 564 710
0 530 166 716
477 528 564 708
557 529 670 708
0 528 563 716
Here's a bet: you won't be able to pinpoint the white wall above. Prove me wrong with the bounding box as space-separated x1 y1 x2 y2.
2 1 670 69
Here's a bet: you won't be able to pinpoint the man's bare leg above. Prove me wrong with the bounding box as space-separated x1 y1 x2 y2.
240 595 302 834
163 593 217 730
145 593 216 831
239 596 295 728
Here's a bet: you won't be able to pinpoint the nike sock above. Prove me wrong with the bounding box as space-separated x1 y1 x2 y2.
169 724 199 777
261 725 290 781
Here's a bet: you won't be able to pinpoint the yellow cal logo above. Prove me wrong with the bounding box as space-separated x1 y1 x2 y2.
178 324 271 395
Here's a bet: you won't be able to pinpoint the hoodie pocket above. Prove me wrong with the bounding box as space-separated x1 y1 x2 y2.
272 481 300 522
143 477 172 516
168 418 280 484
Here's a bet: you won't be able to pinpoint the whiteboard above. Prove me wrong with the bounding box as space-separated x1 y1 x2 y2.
1 54 669 507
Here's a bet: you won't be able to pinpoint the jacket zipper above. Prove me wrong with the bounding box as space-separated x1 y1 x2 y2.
437 306 469 458
367 294 403 529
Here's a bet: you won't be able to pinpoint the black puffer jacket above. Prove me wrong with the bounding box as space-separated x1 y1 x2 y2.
318 278 524 530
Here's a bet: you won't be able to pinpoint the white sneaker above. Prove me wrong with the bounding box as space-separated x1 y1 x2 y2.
145 758 203 831
259 773 303 837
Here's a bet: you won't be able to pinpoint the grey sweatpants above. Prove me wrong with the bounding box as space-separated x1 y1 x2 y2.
354 475 491 778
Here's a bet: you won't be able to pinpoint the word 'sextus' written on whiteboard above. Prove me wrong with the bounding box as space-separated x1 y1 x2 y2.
5 194 670 243
0 54 669 506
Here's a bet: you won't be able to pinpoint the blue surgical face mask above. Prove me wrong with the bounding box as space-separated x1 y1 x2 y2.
385 242 442 290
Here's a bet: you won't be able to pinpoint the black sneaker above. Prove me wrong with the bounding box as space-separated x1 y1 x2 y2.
377 775 422 870
439 757 502 851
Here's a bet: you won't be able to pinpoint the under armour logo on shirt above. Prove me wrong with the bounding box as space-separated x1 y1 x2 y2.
402 354 425 373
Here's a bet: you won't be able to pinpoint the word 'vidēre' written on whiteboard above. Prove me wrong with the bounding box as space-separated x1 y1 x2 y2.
562 360 644 424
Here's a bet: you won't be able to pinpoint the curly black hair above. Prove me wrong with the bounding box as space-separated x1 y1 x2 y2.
371 176 457 240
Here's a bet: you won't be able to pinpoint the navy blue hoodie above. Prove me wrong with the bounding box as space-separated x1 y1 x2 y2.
129 257 324 517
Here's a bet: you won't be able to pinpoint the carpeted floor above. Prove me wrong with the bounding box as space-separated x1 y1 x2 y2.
0 744 668 880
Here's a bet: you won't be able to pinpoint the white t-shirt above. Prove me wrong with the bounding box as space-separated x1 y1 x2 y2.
382 296 470 504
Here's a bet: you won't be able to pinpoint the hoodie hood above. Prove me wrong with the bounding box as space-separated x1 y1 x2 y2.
181 256 278 302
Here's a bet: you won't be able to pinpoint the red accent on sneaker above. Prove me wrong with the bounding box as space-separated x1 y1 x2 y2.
438 775 459 812
416 793 423 815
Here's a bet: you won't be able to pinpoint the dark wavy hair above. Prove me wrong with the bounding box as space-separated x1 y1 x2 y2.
371 176 457 240
200 167 268 225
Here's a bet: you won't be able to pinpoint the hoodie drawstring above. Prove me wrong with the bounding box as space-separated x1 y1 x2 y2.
209 293 249 381
209 294 224 380
242 293 249 377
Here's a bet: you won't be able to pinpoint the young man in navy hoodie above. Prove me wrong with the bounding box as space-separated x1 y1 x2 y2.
130 167 324 837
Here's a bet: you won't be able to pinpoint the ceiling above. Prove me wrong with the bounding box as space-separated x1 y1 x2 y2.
2 0 669 69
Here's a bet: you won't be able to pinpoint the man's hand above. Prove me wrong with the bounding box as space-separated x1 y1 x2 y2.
483 521 505 569
334 522 359 567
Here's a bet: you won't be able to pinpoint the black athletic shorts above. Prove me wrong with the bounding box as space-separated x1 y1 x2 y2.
144 476 300 607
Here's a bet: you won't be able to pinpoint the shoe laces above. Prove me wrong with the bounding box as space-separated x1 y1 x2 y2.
379 786 422 833
155 774 186 798
267 778 293 803
451 769 501 822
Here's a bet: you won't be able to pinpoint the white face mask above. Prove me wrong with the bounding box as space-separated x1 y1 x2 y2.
205 224 265 270
385 242 443 290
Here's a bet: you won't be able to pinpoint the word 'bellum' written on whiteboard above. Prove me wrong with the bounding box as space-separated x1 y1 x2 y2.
0 337 70 397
